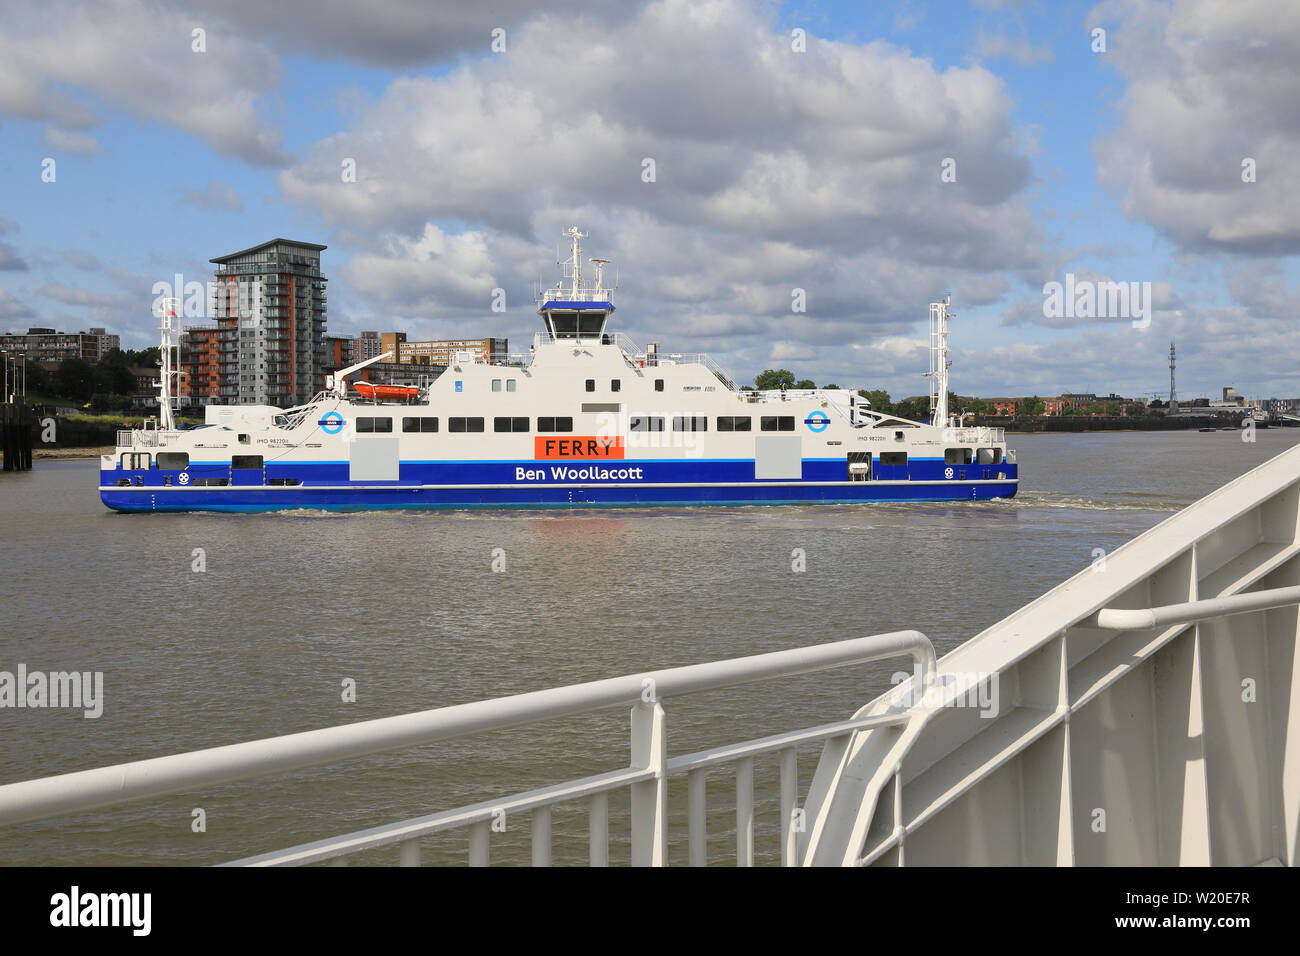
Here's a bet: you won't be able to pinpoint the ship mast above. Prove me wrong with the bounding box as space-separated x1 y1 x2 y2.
927 294 952 427
156 297 179 431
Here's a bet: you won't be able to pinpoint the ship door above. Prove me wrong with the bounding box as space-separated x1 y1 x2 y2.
847 452 871 481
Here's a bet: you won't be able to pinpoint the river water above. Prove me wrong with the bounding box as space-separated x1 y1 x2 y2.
2 428 1297 865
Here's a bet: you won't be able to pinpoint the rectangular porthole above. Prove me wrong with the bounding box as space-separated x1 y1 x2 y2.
760 416 795 432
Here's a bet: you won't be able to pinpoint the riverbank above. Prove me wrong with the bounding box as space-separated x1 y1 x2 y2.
1 445 112 462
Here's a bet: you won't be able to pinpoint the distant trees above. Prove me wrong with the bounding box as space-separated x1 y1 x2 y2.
794 378 816 390
754 368 795 390
55 358 95 402
857 389 892 412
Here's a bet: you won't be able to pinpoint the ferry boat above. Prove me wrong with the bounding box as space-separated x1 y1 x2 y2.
101 228 1018 512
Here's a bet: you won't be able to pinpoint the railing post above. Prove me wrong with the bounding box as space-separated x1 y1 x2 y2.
779 747 797 866
468 821 490 866
589 793 609 867
398 839 420 867
736 756 754 866
630 699 667 867
688 768 707 867
531 807 552 867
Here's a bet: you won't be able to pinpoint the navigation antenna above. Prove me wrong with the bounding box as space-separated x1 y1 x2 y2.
590 258 610 298
560 225 587 298
927 294 953 427
155 296 179 431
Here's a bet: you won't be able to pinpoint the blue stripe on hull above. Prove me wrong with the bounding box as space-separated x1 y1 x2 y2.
100 480 1018 513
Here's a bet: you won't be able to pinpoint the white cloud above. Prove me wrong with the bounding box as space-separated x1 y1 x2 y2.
1091 0 1300 255
0 0 288 165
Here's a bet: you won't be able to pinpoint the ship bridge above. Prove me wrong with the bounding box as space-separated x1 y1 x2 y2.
537 226 615 342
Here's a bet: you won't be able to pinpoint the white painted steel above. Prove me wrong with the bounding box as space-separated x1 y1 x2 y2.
801 441 1300 866
1095 585 1300 630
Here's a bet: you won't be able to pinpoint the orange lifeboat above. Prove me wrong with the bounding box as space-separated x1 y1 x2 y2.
354 381 420 402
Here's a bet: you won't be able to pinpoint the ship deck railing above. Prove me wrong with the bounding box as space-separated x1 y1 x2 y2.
0 632 937 866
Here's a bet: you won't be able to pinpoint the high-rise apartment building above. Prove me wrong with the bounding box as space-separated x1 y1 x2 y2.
178 325 222 404
209 239 327 406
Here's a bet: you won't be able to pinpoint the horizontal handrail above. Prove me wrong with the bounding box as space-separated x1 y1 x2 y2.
0 631 934 828
1094 585 1300 630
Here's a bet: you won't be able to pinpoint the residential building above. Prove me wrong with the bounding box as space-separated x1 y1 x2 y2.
0 327 120 363
178 325 221 405
209 238 327 406
391 336 509 366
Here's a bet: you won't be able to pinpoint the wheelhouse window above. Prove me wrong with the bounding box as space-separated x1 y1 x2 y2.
494 417 530 432
402 417 438 433
449 417 485 433
629 416 665 432
760 416 795 432
717 416 752 432
672 416 708 431
357 417 392 433
537 417 574 432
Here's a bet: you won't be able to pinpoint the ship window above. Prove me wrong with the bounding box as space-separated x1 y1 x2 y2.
232 455 264 469
717 416 751 432
157 452 190 470
403 417 438 433
880 452 908 466
537 417 574 432
492 379 502 392
494 417 530 432
549 311 580 338
578 312 605 338
630 416 665 432
238 433 250 444
450 417 485 433
673 416 708 432
268 478 301 486
585 379 596 392
357 417 392 433
507 380 517 392
945 448 974 465
655 379 664 392
977 447 1000 464
760 416 795 432
611 379 620 392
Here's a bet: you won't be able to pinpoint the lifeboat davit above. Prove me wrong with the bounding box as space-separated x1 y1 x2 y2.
354 381 420 402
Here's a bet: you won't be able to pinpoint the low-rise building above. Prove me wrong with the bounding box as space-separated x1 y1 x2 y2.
0 326 121 363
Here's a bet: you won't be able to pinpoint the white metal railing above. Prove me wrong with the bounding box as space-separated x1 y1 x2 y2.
0 632 934 867
655 353 735 390
1093 585 1300 630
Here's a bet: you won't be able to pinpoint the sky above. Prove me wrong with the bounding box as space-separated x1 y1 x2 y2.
0 0 1297 402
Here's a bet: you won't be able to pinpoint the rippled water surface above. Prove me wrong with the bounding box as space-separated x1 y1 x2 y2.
2 429 1297 865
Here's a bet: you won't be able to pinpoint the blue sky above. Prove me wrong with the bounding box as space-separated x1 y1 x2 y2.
0 0 1295 401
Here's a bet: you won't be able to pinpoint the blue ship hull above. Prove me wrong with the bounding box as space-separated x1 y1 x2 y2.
99 457 1018 512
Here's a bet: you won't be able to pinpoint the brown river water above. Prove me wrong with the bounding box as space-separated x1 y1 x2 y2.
2 429 1297 865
